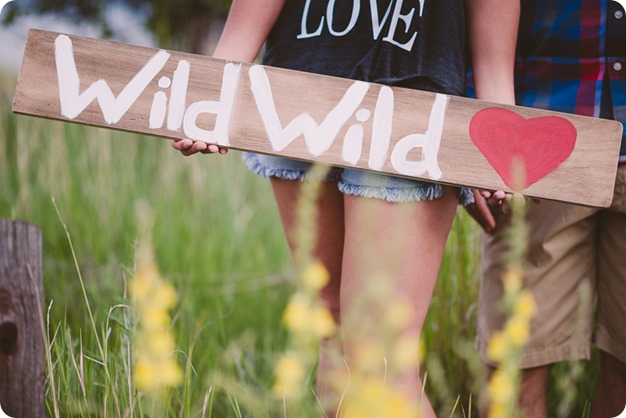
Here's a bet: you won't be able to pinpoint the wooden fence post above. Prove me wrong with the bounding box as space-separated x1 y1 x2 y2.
0 220 45 418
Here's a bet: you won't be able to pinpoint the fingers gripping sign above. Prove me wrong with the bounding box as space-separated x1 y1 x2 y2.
171 138 228 157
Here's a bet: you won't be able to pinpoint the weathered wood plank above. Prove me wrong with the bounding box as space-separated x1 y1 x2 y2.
0 220 45 418
13 29 624 207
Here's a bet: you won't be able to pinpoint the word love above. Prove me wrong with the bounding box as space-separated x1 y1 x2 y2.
298 0 425 52
55 34 445 180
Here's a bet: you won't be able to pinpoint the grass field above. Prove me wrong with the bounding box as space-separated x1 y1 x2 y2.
0 74 597 417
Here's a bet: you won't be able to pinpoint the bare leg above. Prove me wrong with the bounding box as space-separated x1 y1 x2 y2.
480 365 550 418
592 351 626 418
518 366 550 418
270 178 345 411
340 186 459 418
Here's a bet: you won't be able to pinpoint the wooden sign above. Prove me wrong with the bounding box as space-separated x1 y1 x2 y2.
13 29 624 207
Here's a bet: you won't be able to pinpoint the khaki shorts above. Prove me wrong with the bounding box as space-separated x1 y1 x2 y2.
476 165 626 368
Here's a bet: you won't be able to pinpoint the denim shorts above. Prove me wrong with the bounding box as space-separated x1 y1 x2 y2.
243 153 474 205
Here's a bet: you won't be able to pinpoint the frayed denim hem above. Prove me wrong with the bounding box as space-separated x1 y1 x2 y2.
338 181 444 203
244 152 475 205
339 182 476 205
459 187 475 206
243 152 307 181
243 152 342 182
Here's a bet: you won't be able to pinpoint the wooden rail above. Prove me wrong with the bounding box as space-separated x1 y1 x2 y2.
0 220 45 418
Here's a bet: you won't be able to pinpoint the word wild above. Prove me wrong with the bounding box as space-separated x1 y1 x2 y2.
55 34 446 180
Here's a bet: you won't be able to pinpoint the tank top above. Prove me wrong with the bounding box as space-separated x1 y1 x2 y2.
262 0 466 95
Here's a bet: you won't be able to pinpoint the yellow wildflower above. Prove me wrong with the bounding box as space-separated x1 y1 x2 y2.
147 331 176 355
302 260 330 291
134 359 158 390
355 342 385 371
283 295 311 334
142 306 171 330
153 282 178 310
129 273 151 300
504 316 530 347
160 359 184 386
385 302 413 330
130 249 182 392
392 335 421 370
342 377 418 418
488 401 508 418
503 267 523 295
135 264 159 286
312 306 336 338
488 370 514 404
273 354 305 398
514 290 537 320
418 338 425 365
486 331 508 362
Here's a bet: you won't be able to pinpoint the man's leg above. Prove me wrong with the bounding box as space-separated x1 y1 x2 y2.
480 365 550 418
517 365 551 417
594 176 626 418
477 200 598 417
592 351 626 418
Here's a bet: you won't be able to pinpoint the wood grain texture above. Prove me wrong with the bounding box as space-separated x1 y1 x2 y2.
0 220 45 418
13 29 624 207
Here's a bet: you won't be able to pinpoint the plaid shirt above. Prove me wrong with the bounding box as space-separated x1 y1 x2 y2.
515 0 626 162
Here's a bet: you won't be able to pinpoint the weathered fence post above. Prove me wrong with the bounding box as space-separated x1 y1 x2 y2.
0 220 45 418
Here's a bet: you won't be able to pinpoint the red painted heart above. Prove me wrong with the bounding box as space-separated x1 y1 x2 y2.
469 108 577 189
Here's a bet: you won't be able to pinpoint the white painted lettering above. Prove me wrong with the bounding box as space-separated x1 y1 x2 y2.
167 60 190 131
368 86 394 170
55 34 170 124
182 63 242 145
150 76 171 129
158 76 171 88
342 123 364 165
390 93 447 179
149 91 167 129
249 65 370 156
343 108 371 164
356 108 371 122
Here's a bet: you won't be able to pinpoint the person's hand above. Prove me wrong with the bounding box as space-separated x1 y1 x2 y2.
465 188 542 234
465 189 498 234
481 189 542 208
479 189 511 208
465 189 514 234
171 139 228 156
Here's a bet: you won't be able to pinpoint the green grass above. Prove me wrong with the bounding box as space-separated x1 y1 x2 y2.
0 74 597 417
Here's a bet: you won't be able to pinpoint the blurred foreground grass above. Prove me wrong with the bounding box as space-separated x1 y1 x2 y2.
0 73 597 417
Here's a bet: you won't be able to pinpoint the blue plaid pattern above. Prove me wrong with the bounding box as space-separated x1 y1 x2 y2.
514 0 626 162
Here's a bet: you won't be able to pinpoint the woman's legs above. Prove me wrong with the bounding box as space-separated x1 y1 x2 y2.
269 178 346 408
271 176 459 416
270 177 345 317
340 186 459 417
